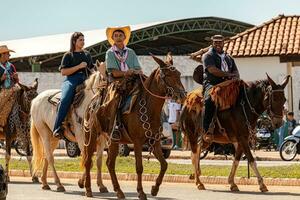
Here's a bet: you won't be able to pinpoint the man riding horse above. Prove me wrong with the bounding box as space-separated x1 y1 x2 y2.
192 35 240 142
105 26 143 141
0 45 20 133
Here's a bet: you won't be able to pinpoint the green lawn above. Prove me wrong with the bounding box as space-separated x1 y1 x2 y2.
1 157 300 178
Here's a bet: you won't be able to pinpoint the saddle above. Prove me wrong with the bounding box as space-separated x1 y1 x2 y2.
47 83 86 108
210 79 245 111
0 85 20 129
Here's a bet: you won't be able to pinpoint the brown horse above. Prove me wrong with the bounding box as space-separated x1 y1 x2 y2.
180 75 290 192
0 79 38 182
81 53 186 199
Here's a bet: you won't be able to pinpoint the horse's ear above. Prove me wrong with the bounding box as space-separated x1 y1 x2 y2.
266 73 276 88
165 52 173 66
32 78 38 90
150 53 167 68
281 75 290 89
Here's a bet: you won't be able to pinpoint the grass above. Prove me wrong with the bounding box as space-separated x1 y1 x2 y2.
1 157 300 178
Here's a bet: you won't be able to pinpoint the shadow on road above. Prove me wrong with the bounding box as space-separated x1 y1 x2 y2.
63 190 178 199
209 189 300 197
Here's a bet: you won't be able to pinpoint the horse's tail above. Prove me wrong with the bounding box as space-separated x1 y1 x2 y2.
30 119 44 175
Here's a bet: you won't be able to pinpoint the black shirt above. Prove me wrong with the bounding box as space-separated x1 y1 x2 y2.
202 47 238 85
59 51 94 76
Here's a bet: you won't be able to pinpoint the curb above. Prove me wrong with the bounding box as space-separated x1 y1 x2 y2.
9 170 300 186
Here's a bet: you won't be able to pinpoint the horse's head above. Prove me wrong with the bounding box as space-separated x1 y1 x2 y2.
263 74 290 129
151 53 186 102
18 78 39 113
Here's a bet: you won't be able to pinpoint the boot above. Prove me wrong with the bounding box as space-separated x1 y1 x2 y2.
53 127 64 139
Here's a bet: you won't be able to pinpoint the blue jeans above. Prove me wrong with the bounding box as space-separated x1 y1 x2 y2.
53 73 86 132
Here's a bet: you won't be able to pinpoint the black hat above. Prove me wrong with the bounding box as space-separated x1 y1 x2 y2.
211 35 225 42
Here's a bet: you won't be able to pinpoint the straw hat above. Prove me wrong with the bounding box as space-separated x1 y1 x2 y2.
106 26 131 46
0 45 15 54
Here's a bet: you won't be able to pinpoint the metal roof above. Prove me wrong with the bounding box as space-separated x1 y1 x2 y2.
1 17 253 71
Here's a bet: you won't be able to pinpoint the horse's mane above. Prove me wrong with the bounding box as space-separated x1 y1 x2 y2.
246 79 270 91
85 72 100 90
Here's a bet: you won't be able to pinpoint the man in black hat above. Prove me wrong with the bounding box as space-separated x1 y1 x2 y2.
201 35 240 142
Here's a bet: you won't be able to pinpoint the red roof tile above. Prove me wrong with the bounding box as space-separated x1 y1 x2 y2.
195 15 300 58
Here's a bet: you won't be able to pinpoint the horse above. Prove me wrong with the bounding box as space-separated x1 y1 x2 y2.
30 70 108 192
0 79 38 182
81 53 186 199
180 75 290 192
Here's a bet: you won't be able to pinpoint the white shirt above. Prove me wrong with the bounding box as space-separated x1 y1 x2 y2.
167 101 181 123
218 53 229 72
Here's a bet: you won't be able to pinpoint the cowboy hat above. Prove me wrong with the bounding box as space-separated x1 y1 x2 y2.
106 26 131 46
210 35 225 42
0 45 15 54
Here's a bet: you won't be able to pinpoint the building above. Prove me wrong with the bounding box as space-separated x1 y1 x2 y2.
0 17 252 92
195 14 300 119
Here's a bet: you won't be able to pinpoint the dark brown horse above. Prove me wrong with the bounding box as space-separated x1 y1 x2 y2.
0 79 38 182
180 75 289 192
81 53 186 199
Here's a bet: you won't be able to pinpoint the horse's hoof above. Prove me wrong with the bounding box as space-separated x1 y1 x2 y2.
151 186 159 196
78 179 84 188
86 191 93 197
197 183 206 190
57 186 65 192
230 184 239 192
138 192 147 200
99 186 109 193
260 184 268 192
42 185 51 190
117 191 125 199
32 176 39 183
189 174 195 180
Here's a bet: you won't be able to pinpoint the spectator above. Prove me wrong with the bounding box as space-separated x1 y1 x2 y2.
167 99 181 150
287 111 296 135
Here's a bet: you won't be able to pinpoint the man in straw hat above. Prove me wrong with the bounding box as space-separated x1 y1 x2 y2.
198 35 240 143
104 26 143 141
0 45 18 88
0 45 20 132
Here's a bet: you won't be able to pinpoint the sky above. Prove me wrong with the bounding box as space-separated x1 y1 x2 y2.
2 0 300 41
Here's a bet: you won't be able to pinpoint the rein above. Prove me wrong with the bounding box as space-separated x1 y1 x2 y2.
139 74 170 100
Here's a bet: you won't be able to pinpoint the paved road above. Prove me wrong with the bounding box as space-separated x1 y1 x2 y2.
6 177 300 200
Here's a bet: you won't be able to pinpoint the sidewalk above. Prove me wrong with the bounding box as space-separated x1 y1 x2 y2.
2 148 297 161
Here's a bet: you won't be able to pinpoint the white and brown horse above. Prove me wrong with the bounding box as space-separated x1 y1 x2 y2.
30 71 108 192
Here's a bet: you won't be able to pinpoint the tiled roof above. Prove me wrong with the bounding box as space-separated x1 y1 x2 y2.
195 15 300 58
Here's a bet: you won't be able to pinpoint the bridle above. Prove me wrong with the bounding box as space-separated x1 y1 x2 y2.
265 86 285 119
242 83 284 119
139 66 185 100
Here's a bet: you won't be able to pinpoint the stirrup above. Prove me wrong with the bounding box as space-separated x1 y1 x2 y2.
53 127 64 139
111 129 121 142
203 132 214 143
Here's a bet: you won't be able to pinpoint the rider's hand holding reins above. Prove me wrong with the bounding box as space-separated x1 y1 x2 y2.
0 73 6 81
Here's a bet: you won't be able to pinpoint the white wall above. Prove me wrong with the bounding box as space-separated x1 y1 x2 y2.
19 72 64 93
235 56 287 82
291 67 300 121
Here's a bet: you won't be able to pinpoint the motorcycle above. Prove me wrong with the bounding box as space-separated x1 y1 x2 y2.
200 143 235 160
255 114 277 151
279 125 300 161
